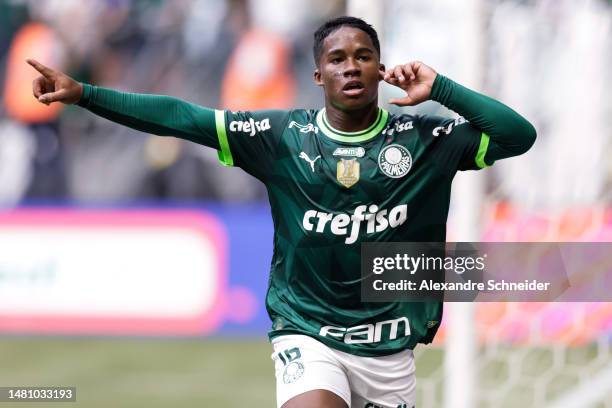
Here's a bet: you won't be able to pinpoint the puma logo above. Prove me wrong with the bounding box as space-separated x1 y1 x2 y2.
299 152 321 172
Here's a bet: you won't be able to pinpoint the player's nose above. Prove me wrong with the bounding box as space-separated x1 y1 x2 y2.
343 58 361 77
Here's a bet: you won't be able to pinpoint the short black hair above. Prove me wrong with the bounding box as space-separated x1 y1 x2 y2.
313 16 381 67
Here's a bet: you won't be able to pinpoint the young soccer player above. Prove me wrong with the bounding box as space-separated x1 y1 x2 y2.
28 16 535 408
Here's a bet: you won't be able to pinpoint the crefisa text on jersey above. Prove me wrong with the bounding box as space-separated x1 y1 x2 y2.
302 203 407 244
382 120 413 136
229 117 271 136
432 116 467 137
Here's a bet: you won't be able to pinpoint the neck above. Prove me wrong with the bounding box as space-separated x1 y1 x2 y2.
324 101 379 133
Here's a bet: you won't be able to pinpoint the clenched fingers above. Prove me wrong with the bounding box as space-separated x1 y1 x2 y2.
39 88 69 104
32 78 43 99
384 67 403 86
393 65 406 83
384 64 416 86
401 63 416 81
32 76 53 99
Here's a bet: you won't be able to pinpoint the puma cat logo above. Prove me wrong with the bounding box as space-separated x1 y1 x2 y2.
299 152 321 172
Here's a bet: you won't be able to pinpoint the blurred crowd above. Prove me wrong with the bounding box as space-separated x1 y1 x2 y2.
0 0 345 204
0 0 610 208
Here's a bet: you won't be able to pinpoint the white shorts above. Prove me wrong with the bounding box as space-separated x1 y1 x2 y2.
271 334 416 408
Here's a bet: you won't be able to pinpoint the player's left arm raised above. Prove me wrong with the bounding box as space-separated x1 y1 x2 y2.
384 61 536 166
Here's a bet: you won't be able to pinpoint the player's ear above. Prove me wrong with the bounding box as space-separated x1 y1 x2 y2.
314 68 323 86
378 63 386 81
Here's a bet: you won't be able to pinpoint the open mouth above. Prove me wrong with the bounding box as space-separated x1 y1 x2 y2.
342 81 365 97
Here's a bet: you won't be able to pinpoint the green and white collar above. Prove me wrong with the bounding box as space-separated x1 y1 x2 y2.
316 107 389 143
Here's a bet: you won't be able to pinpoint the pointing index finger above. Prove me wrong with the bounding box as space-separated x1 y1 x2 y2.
26 59 55 79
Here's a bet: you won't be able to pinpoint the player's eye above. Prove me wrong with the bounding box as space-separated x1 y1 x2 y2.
330 57 343 64
357 55 371 61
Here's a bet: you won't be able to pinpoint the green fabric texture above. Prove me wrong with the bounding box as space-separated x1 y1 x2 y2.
77 84 219 148
430 75 536 166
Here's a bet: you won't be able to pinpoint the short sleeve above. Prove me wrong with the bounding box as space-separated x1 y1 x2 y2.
417 115 494 173
214 109 291 180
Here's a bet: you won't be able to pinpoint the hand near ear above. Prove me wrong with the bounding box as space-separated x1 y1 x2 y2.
383 61 437 106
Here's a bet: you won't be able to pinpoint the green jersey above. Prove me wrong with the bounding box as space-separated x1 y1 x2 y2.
78 75 536 357
216 106 486 356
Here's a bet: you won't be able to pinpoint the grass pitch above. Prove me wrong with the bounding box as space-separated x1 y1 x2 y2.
0 338 276 408
1 338 607 407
